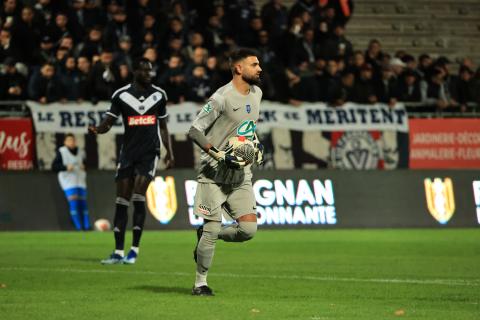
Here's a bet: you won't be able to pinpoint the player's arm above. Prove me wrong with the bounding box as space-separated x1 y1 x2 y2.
88 114 116 134
159 117 174 169
188 96 245 169
89 94 121 135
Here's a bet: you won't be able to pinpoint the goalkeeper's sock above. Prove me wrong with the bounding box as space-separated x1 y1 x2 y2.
195 221 221 284
195 271 208 287
218 221 257 242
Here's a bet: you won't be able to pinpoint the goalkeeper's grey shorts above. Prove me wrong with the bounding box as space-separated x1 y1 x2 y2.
193 180 256 222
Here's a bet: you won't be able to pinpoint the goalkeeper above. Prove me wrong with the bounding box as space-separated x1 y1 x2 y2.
187 48 264 296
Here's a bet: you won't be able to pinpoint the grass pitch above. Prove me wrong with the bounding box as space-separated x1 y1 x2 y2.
0 229 479 320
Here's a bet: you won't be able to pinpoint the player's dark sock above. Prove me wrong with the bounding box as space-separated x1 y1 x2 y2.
113 197 129 251
67 199 82 230
77 198 91 230
132 193 146 247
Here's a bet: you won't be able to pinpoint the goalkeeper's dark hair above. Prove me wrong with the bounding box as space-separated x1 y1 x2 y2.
229 48 259 74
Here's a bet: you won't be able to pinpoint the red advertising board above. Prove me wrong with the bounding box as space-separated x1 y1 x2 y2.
0 118 34 170
409 119 480 168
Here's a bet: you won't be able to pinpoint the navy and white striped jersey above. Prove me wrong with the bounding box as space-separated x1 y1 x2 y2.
106 83 168 158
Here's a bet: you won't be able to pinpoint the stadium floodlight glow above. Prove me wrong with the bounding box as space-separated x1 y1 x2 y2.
473 181 480 225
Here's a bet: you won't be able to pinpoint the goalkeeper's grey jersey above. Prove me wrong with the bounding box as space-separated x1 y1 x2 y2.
191 81 262 185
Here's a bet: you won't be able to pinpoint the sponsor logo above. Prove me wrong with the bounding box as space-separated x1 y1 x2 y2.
127 115 156 126
246 104 251 113
331 131 380 169
185 179 337 226
198 204 211 216
237 120 256 138
424 178 455 224
473 181 480 224
146 176 177 224
203 103 213 113
233 107 240 111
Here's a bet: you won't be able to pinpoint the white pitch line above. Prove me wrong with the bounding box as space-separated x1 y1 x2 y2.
1 266 479 287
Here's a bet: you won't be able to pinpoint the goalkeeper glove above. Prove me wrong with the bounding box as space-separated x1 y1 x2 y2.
253 134 264 165
208 146 247 169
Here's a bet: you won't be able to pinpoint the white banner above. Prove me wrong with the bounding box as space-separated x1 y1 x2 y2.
28 101 409 134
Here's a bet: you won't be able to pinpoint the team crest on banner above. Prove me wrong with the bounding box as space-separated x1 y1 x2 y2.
246 104 251 113
424 178 455 224
330 131 380 169
146 176 177 224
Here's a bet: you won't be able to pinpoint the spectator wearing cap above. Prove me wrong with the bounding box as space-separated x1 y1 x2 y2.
113 35 133 70
0 56 26 100
390 57 406 80
88 48 118 102
351 63 378 104
28 61 63 103
104 6 130 50
32 35 54 66
396 69 421 103
375 64 398 106
78 26 103 60
260 0 288 49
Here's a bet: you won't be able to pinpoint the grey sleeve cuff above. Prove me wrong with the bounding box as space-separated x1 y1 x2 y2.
188 126 210 149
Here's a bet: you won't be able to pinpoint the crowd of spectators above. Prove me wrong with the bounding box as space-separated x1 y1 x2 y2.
0 0 479 111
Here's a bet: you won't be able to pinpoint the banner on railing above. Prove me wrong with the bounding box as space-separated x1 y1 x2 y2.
0 117 34 170
409 118 480 168
27 101 409 134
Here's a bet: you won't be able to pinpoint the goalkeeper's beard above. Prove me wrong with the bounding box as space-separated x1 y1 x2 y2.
242 74 261 86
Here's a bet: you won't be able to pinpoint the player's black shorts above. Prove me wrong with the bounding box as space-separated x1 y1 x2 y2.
115 151 158 181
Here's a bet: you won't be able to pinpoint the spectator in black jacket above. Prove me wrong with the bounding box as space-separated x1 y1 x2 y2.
76 55 91 101
260 0 288 48
78 26 104 60
453 66 474 111
352 63 377 104
104 6 130 49
317 23 353 62
157 53 186 103
0 28 21 63
375 64 397 106
11 6 42 64
58 54 80 101
329 68 355 106
28 61 63 103
0 56 26 100
186 65 212 102
88 48 118 102
31 35 54 66
396 69 421 102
